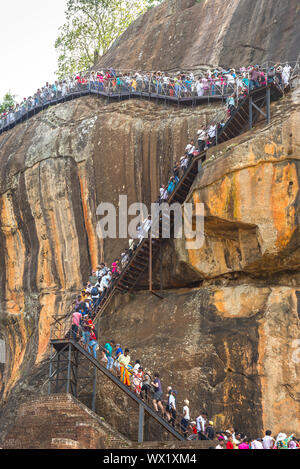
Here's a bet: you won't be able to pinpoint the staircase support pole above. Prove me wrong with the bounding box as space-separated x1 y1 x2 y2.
266 86 271 124
92 365 97 412
138 404 145 443
160 242 163 295
66 343 72 394
149 233 152 293
249 96 253 130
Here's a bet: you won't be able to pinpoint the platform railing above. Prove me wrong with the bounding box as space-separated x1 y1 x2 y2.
2 60 298 134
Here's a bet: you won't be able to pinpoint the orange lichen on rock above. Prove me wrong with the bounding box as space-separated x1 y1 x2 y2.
0 193 25 315
78 165 100 270
271 163 298 249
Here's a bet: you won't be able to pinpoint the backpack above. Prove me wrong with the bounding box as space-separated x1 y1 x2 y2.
91 287 98 297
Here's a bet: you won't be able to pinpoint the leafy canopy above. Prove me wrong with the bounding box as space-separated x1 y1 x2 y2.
0 93 16 113
55 0 163 79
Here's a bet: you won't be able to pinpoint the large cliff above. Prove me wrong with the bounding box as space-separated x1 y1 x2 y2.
96 87 300 438
97 0 300 71
0 97 219 442
0 87 299 442
1 0 300 446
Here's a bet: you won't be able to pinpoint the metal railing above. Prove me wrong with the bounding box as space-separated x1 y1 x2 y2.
1 61 298 134
50 313 196 439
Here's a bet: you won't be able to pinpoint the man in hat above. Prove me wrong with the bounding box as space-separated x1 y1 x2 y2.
206 421 215 440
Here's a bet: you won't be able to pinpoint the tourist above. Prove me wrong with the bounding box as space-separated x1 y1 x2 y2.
181 399 190 438
206 421 215 441
71 310 82 341
197 128 206 152
168 390 177 427
196 413 207 440
282 63 292 87
87 328 99 359
262 430 275 449
151 373 164 415
275 433 294 449
132 366 143 396
104 340 115 370
238 438 250 449
118 348 131 387
251 438 264 449
226 435 234 449
81 314 91 350
215 438 225 449
140 370 152 402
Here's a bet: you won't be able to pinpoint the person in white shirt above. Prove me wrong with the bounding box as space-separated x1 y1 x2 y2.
180 156 189 173
196 414 207 440
181 399 190 437
197 129 206 152
282 63 292 86
262 430 275 449
185 140 196 157
138 216 152 242
168 390 177 427
208 124 216 139
196 78 204 97
251 439 264 449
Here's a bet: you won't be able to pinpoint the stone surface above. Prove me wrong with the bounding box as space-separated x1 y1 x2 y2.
97 0 300 72
0 83 300 445
0 95 218 445
2 394 131 449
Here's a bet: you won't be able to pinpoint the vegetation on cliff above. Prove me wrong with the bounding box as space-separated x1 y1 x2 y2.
55 0 163 78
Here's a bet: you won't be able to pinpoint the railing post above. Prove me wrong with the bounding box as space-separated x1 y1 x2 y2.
138 404 145 443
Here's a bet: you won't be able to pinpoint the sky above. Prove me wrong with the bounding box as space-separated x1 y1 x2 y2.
0 0 68 102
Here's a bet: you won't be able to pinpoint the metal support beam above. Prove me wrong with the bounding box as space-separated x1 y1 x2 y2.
66 343 72 394
92 366 97 412
138 404 145 443
48 346 53 395
249 96 253 130
266 86 271 124
55 352 61 393
252 101 267 118
160 242 163 296
149 235 152 293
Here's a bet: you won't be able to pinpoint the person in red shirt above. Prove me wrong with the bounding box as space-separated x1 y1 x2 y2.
226 435 234 449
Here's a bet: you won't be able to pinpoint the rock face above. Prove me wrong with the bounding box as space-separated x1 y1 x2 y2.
95 89 300 438
0 95 218 443
0 85 300 443
98 0 300 71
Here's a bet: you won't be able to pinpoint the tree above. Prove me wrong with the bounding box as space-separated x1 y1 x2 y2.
0 92 16 113
55 0 163 79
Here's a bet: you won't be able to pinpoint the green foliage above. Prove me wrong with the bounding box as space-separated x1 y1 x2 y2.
55 0 164 79
0 92 16 113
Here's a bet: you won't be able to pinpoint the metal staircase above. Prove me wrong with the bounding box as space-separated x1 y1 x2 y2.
49 338 185 442
93 82 284 322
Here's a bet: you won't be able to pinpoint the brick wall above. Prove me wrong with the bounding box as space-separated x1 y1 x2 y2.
2 394 217 450
2 394 131 449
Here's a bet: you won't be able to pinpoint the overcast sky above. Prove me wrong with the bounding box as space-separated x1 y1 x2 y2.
0 0 68 102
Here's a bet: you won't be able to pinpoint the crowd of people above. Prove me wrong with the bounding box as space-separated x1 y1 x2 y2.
71 300 300 447
0 63 295 131
50 60 297 446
